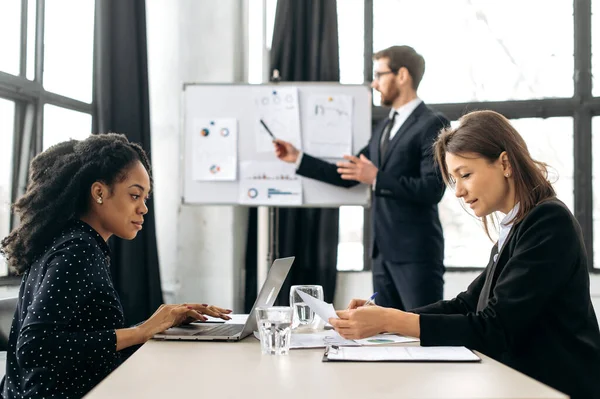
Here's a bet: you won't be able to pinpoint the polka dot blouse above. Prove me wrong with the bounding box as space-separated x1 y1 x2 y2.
0 220 125 398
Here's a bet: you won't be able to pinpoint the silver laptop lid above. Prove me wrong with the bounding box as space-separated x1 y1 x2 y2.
240 256 294 338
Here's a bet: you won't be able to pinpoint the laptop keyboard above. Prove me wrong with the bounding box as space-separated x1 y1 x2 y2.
193 323 244 336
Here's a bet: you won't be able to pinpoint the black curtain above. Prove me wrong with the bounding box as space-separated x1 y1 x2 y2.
245 0 341 309
92 0 163 325
270 0 340 82
244 209 258 313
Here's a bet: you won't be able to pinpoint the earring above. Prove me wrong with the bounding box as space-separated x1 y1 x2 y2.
96 197 103 204
505 173 510 178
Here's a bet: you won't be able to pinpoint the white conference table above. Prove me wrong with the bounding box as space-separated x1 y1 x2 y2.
85 336 568 398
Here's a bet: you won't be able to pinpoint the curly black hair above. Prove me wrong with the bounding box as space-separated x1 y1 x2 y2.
0 133 152 274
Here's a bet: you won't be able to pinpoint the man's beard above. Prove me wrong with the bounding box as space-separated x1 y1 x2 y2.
381 85 400 107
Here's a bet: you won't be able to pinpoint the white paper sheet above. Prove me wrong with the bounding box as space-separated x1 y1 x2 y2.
239 161 302 205
305 95 353 158
326 346 480 362
297 290 338 323
290 330 358 349
254 87 302 153
191 118 237 181
354 334 419 346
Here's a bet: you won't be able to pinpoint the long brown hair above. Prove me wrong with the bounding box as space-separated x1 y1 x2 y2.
433 110 556 238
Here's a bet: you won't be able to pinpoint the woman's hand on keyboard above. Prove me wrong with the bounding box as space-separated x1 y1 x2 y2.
139 304 209 340
180 303 233 325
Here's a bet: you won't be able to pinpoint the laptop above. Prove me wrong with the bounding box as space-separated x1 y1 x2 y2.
153 256 294 341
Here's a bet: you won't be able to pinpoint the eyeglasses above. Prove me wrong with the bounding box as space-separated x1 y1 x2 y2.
373 70 397 80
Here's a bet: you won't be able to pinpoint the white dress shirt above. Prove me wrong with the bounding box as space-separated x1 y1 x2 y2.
494 203 520 262
386 97 422 141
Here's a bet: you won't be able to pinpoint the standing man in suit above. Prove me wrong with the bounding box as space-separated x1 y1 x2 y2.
274 45 448 310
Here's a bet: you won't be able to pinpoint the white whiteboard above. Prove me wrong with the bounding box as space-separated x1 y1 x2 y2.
181 83 371 207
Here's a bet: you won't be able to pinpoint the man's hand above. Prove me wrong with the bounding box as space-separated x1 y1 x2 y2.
273 139 299 163
336 154 378 184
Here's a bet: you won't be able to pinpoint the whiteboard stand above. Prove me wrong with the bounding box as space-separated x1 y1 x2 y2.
256 206 281 294
265 73 281 288
267 207 279 276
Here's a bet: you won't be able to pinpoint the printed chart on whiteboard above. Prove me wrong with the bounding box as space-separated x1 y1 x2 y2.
305 94 353 158
254 87 302 153
239 161 302 206
191 118 237 181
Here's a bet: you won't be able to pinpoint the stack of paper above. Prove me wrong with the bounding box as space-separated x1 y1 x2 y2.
324 346 480 362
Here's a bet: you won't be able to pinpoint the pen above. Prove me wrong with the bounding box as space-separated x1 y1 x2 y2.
259 119 276 140
363 292 378 307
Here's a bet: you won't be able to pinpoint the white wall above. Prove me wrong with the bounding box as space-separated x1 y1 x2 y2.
146 0 247 311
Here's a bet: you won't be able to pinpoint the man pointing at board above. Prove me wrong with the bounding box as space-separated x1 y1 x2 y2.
274 45 449 311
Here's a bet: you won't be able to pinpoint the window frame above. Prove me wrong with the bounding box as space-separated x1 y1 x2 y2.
364 0 597 271
0 0 95 280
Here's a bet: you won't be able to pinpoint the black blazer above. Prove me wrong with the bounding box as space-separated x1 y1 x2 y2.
413 199 600 399
297 102 449 263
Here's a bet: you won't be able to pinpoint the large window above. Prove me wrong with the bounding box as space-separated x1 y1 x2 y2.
0 0 95 278
0 2 21 76
593 0 599 97
255 1 598 271
0 99 16 276
336 206 365 271
594 117 600 269
43 105 93 150
247 0 277 84
514 118 574 211
373 0 574 104
337 1 364 84
43 1 95 103
335 2 368 271
365 1 596 270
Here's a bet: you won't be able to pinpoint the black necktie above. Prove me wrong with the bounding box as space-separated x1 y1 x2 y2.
380 111 398 159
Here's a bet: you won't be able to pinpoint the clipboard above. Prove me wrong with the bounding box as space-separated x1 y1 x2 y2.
323 345 481 363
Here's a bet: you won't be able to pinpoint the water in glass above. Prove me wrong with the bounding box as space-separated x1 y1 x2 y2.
256 307 293 355
289 285 324 330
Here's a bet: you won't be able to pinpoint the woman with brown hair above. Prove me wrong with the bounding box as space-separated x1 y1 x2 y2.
329 110 600 399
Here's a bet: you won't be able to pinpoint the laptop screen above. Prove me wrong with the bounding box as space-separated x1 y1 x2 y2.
240 257 294 337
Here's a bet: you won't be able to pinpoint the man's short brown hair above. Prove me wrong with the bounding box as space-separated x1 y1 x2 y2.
373 45 425 90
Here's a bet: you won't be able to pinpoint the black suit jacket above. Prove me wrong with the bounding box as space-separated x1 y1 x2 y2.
297 102 448 263
413 199 600 399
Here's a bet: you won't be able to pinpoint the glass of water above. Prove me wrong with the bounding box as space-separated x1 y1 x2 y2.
255 306 293 355
289 285 324 331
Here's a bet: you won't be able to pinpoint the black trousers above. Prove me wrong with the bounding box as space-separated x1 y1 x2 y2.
372 253 444 311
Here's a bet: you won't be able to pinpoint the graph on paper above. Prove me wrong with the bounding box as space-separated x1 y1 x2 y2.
239 161 302 205
305 95 353 158
253 87 302 153
191 118 237 181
